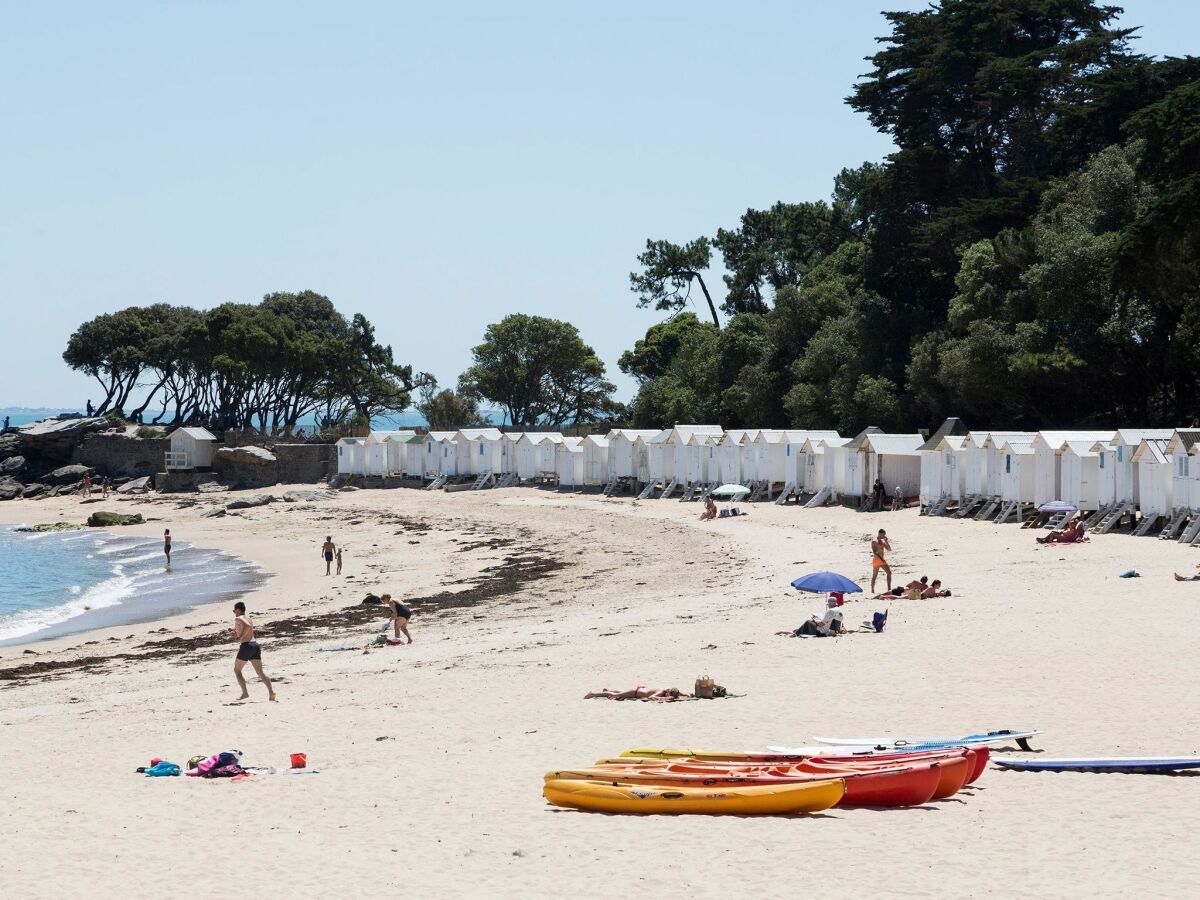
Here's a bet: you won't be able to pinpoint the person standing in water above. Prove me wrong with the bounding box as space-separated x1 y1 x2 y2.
163 529 172 570
321 536 337 575
381 593 414 644
870 528 892 593
231 601 276 701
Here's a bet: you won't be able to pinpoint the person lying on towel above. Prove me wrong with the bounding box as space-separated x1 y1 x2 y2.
584 687 687 701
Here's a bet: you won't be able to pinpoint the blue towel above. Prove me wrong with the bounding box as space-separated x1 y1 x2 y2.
1119 569 1140 578
145 761 181 777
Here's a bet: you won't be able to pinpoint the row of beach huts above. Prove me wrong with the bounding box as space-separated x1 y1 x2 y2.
331 420 1200 542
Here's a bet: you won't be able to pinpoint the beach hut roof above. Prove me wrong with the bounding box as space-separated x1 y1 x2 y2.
1032 430 1116 450
336 436 365 447
847 425 883 447
368 430 415 442
384 433 424 444
1002 440 1035 455
933 435 968 452
1112 428 1175 446
519 432 565 445
858 433 923 455
558 437 584 451
1131 438 1169 464
667 425 723 444
1062 440 1099 458
454 427 503 441
606 429 660 442
723 428 761 443
174 427 217 441
918 417 969 451
425 431 455 442
978 431 1037 449
582 434 609 448
1165 428 1200 454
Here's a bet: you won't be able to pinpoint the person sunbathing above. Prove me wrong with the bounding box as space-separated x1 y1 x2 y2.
584 687 687 701
699 496 718 521
918 579 951 598
1175 564 1200 582
1037 521 1087 544
874 577 928 600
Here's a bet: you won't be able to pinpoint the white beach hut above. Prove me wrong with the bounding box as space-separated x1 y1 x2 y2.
979 432 1036 498
1132 438 1172 523
854 432 923 501
453 428 506 476
666 425 723 487
1107 429 1175 505
920 435 968 508
1030 431 1115 506
633 430 672 485
515 433 563 480
364 430 416 476
1059 440 1102 511
1166 430 1200 514
334 437 367 477
581 434 610 486
714 430 753 486
961 433 990 498
606 429 659 480
555 437 585 487
165 427 219 471
1092 439 1116 508
422 431 457 478
384 433 425 476
999 440 1036 506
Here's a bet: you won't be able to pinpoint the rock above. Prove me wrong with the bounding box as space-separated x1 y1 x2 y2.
281 489 329 503
0 455 25 475
200 507 227 518
17 417 108 464
115 476 152 495
49 482 82 497
21 483 46 498
361 594 383 605
196 481 231 493
225 494 274 510
19 522 86 533
0 477 24 501
215 446 276 465
86 511 145 527
44 464 95 486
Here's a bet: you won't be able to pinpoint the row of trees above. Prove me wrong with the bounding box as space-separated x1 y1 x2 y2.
65 297 621 434
624 0 1200 432
63 292 417 432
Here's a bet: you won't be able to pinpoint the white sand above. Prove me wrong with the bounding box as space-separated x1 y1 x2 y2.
2 486 1199 898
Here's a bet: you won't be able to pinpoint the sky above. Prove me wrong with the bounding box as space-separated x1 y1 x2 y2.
1 1 1194 409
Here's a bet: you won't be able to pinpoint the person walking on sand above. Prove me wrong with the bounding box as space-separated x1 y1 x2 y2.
81 473 92 498
231 601 276 701
870 529 892 593
321 536 337 575
381 593 414 644
336 547 343 575
163 529 172 570
100 475 110 498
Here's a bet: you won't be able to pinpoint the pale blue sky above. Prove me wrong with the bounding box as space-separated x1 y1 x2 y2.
1 1 1192 408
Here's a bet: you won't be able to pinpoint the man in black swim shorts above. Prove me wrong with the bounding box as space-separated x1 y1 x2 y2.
231 601 276 701
321 536 337 576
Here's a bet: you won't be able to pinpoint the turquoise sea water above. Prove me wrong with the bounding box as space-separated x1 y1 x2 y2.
0 524 265 645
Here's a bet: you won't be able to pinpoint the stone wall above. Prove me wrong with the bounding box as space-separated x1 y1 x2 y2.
275 443 335 483
72 433 169 478
158 471 220 493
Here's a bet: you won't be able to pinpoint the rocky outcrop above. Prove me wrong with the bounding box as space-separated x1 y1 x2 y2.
0 455 25 475
21 483 46 498
0 477 22 501
213 445 279 489
196 482 230 493
86 511 145 527
18 417 108 464
44 464 95 485
16 522 86 533
225 494 274 510
115 476 152 494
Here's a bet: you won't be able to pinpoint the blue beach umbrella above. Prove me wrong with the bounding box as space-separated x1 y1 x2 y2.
791 571 863 594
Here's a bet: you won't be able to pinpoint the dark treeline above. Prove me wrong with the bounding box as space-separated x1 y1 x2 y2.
63 292 416 433
624 0 1200 432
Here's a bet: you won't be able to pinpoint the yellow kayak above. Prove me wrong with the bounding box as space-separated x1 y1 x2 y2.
543 778 844 815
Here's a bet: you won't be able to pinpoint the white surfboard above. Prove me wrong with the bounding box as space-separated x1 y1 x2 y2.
994 756 1200 773
811 730 1042 750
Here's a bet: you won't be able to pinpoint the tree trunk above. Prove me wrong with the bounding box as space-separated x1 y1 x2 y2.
693 273 721 327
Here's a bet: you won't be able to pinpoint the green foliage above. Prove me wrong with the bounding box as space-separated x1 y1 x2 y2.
623 1 1200 430
461 314 617 429
63 293 415 434
416 380 488 431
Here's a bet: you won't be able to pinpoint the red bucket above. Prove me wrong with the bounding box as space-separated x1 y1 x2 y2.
290 752 307 769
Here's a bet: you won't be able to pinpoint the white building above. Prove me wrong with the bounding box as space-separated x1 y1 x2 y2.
385 433 425 476
999 440 1036 505
666 425 723 485
1107 429 1175 506
1058 440 1102 511
1132 438 1172 521
1166 430 1200 513
515 433 564 480
920 435 968 507
453 428 507 476
166 427 218 471
555 437 585 487
850 431 923 500
1030 431 1115 506
581 434 610 486
605 429 659 480
364 430 416 476
335 437 366 476
422 431 457 478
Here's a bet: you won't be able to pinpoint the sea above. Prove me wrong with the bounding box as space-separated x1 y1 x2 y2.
0 407 506 430
0 524 266 645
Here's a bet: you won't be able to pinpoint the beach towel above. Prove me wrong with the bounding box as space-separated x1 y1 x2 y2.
186 750 245 778
144 761 181 777
1119 570 1140 578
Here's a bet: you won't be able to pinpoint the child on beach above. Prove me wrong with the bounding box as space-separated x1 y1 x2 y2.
336 547 343 575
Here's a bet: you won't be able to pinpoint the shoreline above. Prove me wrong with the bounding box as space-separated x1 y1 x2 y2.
0 521 270 647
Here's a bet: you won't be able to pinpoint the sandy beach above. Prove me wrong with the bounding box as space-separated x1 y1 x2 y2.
3 486 1199 898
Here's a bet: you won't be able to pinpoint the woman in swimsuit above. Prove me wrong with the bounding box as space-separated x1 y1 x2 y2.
584 687 685 701
163 529 172 570
382 593 414 644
